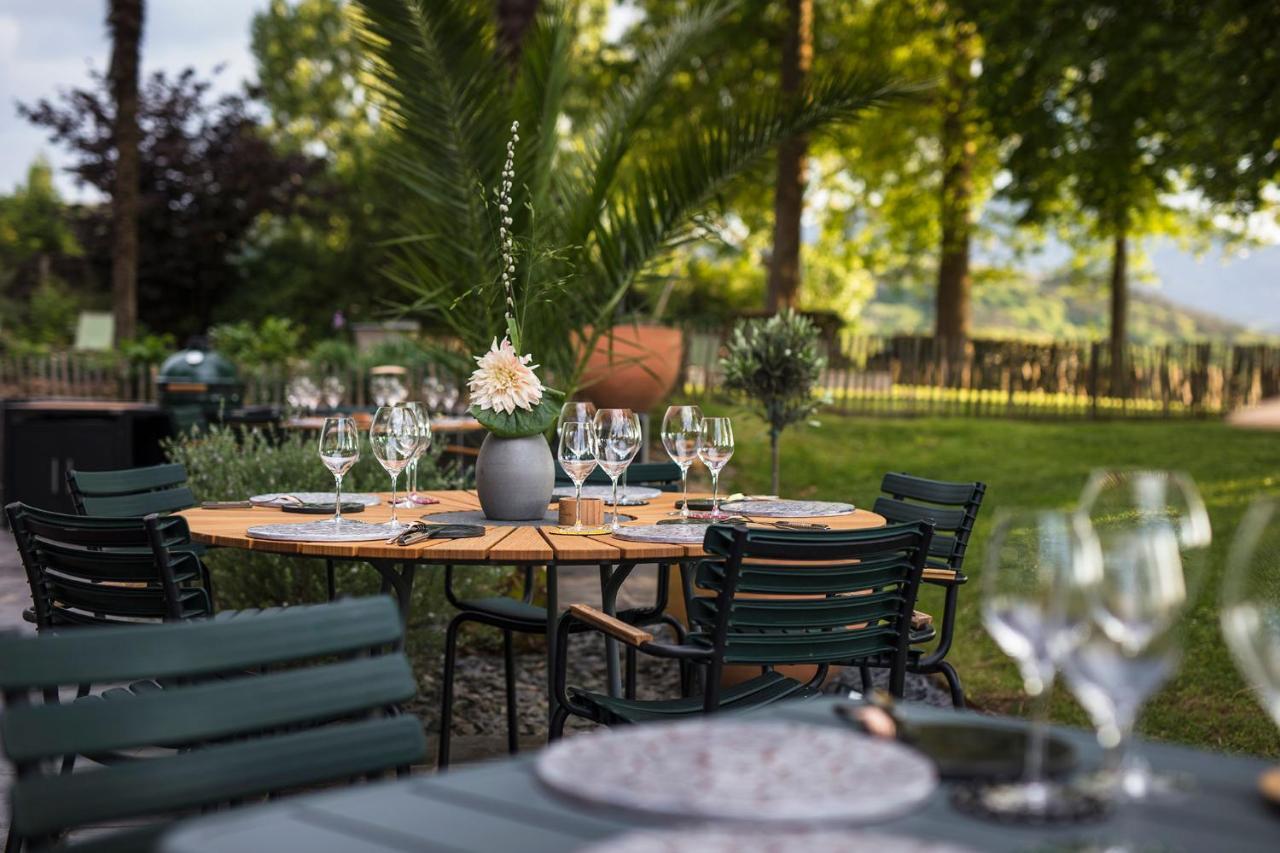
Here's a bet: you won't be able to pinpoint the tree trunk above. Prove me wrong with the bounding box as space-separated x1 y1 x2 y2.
765 0 812 313
935 19 977 352
770 428 781 496
496 0 540 68
107 0 143 343
1109 230 1128 396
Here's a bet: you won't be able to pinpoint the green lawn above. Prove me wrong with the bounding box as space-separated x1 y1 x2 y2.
694 408 1280 758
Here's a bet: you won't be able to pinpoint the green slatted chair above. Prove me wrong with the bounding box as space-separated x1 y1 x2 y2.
549 521 933 735
0 597 425 852
862 473 986 708
436 460 686 769
5 502 214 631
66 463 197 518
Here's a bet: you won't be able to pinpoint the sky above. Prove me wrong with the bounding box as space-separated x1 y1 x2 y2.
2 0 1276 331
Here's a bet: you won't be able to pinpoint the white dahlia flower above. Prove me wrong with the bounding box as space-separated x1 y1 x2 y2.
468 337 543 414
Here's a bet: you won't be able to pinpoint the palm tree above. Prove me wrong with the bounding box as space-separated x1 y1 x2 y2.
354 0 906 396
766 0 812 313
107 0 143 342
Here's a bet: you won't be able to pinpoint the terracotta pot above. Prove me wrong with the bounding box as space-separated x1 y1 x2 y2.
579 325 684 412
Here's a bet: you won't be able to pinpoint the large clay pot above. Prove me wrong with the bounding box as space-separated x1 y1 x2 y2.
580 324 684 412
475 433 555 520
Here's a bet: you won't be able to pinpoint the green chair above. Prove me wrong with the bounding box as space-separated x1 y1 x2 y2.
66 463 196 518
549 521 934 735
436 460 686 769
5 502 214 630
0 597 425 851
862 473 986 707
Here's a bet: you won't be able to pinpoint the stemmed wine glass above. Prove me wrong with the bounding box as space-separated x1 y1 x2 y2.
661 405 702 519
318 416 362 529
698 417 734 519
977 508 1103 819
1222 498 1280 771
558 421 599 532
370 404 424 530
593 409 642 532
1074 469 1207 800
393 401 432 507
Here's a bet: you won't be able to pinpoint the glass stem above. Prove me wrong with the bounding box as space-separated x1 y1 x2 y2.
1025 683 1051 789
334 473 344 524
408 458 417 499
574 481 584 530
610 476 620 531
680 467 689 519
390 473 400 526
711 470 720 518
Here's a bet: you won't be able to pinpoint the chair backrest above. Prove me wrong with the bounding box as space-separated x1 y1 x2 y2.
555 460 683 489
4 502 209 630
689 522 933 703
873 472 986 575
0 597 425 849
66 462 196 517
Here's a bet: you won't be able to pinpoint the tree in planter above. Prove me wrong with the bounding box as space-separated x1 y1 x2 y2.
720 309 825 495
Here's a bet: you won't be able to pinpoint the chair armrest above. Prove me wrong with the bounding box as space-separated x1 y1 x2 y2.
911 610 934 630
566 604 653 647
922 567 965 585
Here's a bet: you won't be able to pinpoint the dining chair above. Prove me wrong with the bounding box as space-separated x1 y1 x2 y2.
548 521 933 736
436 461 685 769
67 462 341 602
5 501 215 631
862 472 986 707
0 597 425 852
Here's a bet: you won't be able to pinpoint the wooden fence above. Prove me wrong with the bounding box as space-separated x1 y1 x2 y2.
4 333 1280 420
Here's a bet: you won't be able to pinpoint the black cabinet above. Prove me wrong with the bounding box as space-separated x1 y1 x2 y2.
1 401 173 513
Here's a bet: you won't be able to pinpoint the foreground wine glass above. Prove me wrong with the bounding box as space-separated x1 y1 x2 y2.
1221 498 1280 761
593 409 642 532
370 404 423 530
977 508 1102 818
395 401 432 507
318 417 361 528
662 405 703 518
558 421 598 531
698 417 734 519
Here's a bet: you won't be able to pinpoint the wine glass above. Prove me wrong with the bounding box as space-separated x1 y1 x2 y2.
559 401 597 436
370 404 424 530
593 409 642 532
318 417 361 528
698 417 734 519
558 421 598 531
394 401 431 508
322 375 345 409
662 406 703 519
1222 498 1280 754
976 508 1103 818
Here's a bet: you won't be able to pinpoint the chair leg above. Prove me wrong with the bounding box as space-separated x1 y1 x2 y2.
437 614 466 770
859 664 873 694
937 660 966 709
549 704 570 741
325 559 337 602
502 629 519 755
624 645 638 700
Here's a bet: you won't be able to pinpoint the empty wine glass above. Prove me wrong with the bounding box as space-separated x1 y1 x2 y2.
698 417 734 519
394 401 431 508
370 404 423 530
558 421 598 531
1222 498 1280 742
593 409 642 532
322 375 345 409
662 405 703 519
559 401 597 436
318 417 361 529
977 508 1103 818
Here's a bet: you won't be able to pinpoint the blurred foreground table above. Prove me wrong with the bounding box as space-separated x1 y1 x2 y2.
160 697 1279 853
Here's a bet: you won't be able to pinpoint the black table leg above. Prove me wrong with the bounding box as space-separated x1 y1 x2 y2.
544 561 560 733
598 562 637 697
368 560 416 624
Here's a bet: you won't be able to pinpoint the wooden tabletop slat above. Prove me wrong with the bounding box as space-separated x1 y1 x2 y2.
178 491 887 564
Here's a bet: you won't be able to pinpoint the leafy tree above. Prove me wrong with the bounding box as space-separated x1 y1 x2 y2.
721 309 824 494
21 69 321 339
106 0 143 341
352 0 905 395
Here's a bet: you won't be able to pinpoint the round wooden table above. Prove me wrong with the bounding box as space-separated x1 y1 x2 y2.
179 490 886 725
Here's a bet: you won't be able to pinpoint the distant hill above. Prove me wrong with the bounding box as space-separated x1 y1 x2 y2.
857 275 1265 344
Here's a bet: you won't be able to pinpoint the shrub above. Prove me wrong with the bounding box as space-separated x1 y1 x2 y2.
209 316 303 368
720 309 826 494
163 424 501 656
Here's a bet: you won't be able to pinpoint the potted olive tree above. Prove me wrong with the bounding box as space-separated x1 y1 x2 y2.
721 310 826 495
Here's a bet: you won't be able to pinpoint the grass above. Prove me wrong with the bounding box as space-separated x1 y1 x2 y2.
691 406 1280 758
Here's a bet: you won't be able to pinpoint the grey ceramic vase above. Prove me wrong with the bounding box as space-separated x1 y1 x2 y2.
475 432 555 520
